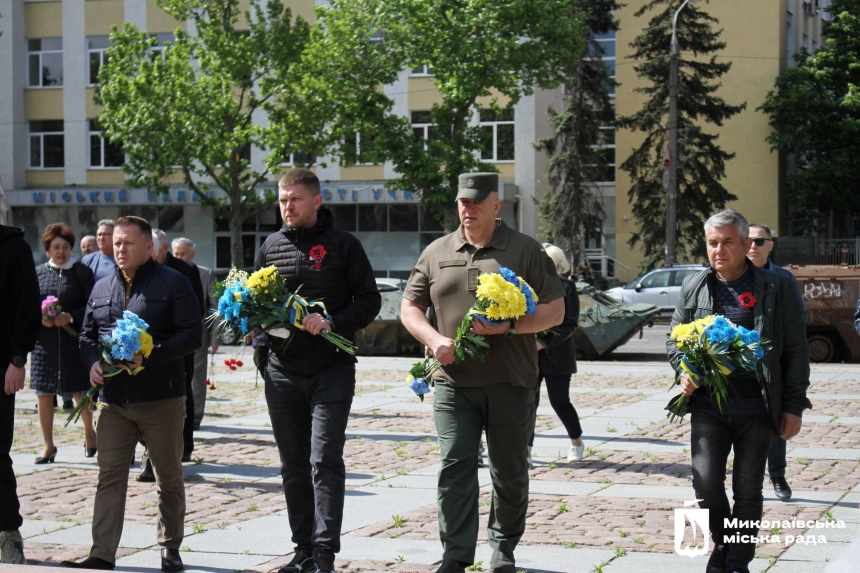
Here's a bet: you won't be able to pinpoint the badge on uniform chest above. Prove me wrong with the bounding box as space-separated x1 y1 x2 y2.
467 267 480 291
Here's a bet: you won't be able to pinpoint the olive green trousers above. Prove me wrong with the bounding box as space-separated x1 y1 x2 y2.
433 381 535 565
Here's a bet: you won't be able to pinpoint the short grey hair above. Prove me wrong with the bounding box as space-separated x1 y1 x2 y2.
171 237 196 251
97 219 115 229
704 209 749 241
152 229 167 252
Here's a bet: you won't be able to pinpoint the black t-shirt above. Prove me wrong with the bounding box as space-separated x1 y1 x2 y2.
688 264 767 416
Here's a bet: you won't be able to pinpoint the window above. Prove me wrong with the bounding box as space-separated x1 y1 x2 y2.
149 33 174 61
87 36 110 85
345 131 379 165
672 269 698 287
478 108 514 162
89 119 124 168
640 271 670 289
590 126 616 182
331 204 438 237
30 121 64 169
411 64 433 76
214 209 280 270
280 151 315 167
28 38 63 87
591 30 616 96
411 111 438 149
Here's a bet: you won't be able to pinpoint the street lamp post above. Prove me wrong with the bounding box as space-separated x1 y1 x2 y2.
666 0 695 267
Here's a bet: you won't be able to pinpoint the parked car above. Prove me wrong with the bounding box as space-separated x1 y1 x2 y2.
603 264 707 316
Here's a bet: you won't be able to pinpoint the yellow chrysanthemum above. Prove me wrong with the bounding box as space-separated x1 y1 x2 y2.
476 274 528 320
138 330 154 358
246 265 279 293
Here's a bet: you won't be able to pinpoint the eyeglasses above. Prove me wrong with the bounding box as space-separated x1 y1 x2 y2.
751 238 773 247
50 244 72 252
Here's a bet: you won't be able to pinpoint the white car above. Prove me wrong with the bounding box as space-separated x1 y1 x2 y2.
603 265 707 316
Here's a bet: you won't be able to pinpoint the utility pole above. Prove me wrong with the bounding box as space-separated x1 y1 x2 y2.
666 0 694 267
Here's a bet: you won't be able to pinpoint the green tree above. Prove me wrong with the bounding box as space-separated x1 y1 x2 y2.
617 0 746 269
534 0 619 267
310 0 587 228
758 0 860 235
97 0 330 267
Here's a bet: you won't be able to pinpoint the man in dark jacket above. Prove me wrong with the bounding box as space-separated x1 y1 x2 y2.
254 168 381 573
747 223 806 501
666 209 810 573
64 216 201 572
0 225 40 565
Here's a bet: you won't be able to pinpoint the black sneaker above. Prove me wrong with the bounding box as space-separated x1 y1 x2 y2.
313 552 335 573
705 543 727 573
771 476 792 500
278 551 315 573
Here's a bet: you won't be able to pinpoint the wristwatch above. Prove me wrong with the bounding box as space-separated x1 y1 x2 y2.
10 355 26 368
504 321 517 337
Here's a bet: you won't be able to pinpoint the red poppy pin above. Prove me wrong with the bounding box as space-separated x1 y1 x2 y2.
738 292 756 309
309 245 328 270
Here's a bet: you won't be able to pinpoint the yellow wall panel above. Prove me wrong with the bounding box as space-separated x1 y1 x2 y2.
85 88 103 118
339 165 384 181
85 0 124 36
25 89 64 119
25 2 62 38
494 163 515 181
87 170 126 186
476 89 511 110
27 170 66 187
408 77 443 110
284 0 316 24
147 0 186 34
613 0 784 270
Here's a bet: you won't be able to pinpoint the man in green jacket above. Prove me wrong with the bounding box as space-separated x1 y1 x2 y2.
666 209 811 573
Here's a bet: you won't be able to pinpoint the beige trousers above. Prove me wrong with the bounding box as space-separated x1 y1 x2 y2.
90 396 186 563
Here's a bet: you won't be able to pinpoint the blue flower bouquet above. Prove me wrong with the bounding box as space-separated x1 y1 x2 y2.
666 315 769 422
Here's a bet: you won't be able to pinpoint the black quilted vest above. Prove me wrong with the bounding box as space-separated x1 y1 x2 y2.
256 209 381 376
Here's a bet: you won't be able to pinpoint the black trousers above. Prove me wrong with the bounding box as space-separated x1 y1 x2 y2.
0 390 22 531
182 353 194 456
529 370 583 447
264 360 355 556
691 410 774 573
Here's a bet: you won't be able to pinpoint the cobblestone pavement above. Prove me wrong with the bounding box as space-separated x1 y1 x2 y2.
9 352 860 573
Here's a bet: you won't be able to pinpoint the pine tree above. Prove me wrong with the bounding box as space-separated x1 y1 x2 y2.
535 0 620 268
617 0 746 269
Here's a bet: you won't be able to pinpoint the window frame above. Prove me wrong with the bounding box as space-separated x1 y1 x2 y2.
86 36 111 86
88 119 124 169
478 108 515 163
27 38 63 88
411 64 433 76
29 120 65 170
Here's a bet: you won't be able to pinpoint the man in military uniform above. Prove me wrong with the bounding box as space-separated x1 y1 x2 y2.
401 173 565 573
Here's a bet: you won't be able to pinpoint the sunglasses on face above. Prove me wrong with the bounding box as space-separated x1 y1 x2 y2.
751 238 773 247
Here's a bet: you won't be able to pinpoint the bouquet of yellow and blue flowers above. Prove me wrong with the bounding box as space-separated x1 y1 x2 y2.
65 310 153 426
666 315 769 422
407 267 538 401
211 266 356 354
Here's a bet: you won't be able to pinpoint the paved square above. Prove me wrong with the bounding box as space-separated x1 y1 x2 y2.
10 351 858 572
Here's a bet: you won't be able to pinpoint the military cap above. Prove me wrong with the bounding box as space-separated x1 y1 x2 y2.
456 172 499 202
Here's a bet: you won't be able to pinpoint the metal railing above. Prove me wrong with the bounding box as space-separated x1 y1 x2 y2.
584 249 636 282
817 238 860 266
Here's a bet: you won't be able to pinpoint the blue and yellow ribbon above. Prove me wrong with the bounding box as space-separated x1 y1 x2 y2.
284 293 332 333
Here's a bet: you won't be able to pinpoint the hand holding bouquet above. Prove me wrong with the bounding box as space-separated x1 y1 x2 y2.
211 266 356 355
666 315 769 422
41 296 77 337
407 267 538 400
65 311 153 426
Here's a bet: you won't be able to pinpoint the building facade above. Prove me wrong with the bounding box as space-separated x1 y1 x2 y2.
0 0 833 277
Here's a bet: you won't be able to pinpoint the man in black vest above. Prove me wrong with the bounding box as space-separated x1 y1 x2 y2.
252 168 380 573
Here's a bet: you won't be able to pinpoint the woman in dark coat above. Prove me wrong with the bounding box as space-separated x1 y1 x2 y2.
529 244 584 465
31 223 96 463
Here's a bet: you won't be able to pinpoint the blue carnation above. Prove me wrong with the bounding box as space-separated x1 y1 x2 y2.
706 316 738 345
523 285 537 315
738 326 761 346
499 267 520 287
754 346 765 359
409 378 431 396
240 316 249 334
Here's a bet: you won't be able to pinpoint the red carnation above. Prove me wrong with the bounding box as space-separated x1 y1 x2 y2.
236 361 244 367
309 245 328 270
738 292 756 309
224 360 230 366
205 379 210 386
